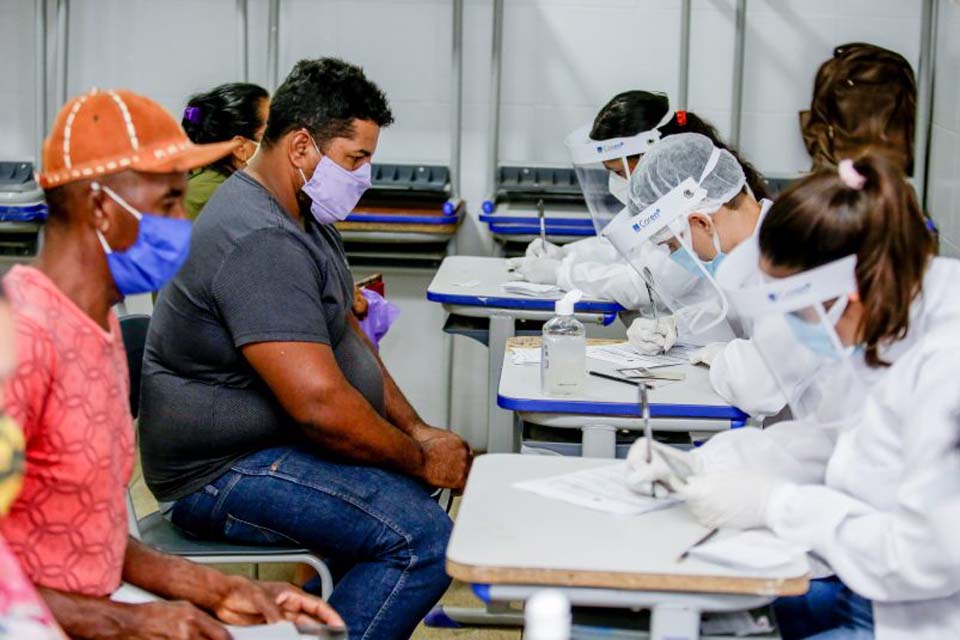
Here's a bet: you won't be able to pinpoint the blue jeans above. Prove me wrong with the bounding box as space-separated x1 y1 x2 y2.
774 577 874 640
170 446 453 640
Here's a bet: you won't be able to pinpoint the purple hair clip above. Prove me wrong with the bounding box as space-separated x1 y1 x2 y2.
183 106 202 124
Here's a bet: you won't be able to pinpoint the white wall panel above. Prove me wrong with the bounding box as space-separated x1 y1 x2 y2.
66 0 240 122
0 0 40 162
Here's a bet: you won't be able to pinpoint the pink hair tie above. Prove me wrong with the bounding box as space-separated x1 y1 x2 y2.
838 159 866 190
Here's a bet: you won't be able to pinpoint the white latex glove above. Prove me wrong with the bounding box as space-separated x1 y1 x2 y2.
526 238 565 259
689 342 728 367
518 257 561 285
625 438 702 494
506 257 526 272
678 471 786 530
626 316 678 355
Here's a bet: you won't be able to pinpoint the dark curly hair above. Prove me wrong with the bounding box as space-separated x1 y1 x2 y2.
591 90 770 200
263 58 394 151
181 82 269 175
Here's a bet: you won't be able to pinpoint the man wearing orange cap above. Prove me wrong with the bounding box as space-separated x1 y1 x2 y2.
0 88 343 639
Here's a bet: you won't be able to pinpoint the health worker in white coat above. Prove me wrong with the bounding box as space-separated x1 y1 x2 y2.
615 133 771 354
627 155 960 640
513 91 770 310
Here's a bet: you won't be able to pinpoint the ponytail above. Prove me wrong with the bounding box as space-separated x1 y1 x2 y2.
181 82 270 176
759 153 935 367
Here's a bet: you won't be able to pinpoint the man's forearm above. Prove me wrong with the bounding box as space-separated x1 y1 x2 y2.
298 376 427 476
39 587 137 640
347 313 425 435
121 538 228 612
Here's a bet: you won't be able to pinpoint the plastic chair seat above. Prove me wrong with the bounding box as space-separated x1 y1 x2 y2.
138 511 312 557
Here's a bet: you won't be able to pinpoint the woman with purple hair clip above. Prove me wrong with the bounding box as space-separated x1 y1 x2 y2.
181 82 270 218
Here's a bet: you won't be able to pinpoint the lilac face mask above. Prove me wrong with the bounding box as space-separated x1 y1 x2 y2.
298 139 372 225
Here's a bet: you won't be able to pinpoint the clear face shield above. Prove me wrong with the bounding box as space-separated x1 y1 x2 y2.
721 254 866 423
564 113 670 235
601 177 730 333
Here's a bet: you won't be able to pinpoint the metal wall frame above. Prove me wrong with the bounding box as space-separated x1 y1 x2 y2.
916 0 939 208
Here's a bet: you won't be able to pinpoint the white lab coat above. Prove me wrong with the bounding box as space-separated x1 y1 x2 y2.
767 324 960 640
696 257 960 480
707 199 797 417
693 257 960 640
555 236 652 309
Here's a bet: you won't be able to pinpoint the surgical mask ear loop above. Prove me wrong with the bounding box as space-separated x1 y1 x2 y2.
297 129 323 186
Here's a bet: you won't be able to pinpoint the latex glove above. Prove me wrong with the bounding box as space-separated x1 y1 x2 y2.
689 342 727 367
678 471 786 530
526 238 566 259
518 257 561 285
506 257 526 272
627 316 678 355
625 438 702 494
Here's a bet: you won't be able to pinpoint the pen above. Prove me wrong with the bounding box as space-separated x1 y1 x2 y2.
640 382 652 464
678 528 719 561
642 266 658 322
537 198 547 248
588 370 684 385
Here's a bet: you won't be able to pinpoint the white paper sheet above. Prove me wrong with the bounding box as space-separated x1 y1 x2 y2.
586 343 691 369
687 529 809 571
228 622 302 640
500 282 564 297
511 347 542 365
514 462 679 516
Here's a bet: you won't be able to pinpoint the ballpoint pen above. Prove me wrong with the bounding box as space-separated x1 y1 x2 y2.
537 198 547 249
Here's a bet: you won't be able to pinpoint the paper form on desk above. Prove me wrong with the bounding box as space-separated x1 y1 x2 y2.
587 343 693 369
227 622 301 640
501 282 564 297
685 529 809 571
514 462 680 516
511 347 541 365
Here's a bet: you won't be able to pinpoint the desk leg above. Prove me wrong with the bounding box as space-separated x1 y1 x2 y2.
651 603 701 640
487 314 518 453
581 424 617 458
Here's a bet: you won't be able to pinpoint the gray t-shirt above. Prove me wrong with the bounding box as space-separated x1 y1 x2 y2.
139 170 384 501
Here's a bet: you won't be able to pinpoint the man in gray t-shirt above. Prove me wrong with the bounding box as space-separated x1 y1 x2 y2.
139 58 471 640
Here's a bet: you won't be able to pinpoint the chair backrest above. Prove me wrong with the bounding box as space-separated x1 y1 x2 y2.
119 314 151 539
119 314 150 419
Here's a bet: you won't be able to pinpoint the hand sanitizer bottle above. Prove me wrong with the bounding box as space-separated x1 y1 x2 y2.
525 590 572 640
541 290 586 396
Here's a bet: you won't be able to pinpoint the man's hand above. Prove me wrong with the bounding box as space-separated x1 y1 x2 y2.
259 582 345 629
416 427 472 490
210 575 345 630
210 575 283 626
124 601 231 640
352 286 369 320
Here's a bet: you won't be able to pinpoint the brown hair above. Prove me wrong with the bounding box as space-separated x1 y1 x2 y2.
589 91 770 201
758 153 935 367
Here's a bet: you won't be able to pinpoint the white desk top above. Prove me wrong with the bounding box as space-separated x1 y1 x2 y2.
426 256 622 314
498 342 746 421
447 454 808 595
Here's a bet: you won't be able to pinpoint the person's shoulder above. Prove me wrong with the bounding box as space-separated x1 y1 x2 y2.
3 267 61 338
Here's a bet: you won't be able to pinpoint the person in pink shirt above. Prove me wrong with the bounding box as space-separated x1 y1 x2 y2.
0 284 67 640
0 88 343 640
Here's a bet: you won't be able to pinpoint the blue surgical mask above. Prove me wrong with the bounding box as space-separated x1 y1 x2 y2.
94 183 192 296
785 296 850 358
702 227 726 276
670 246 703 276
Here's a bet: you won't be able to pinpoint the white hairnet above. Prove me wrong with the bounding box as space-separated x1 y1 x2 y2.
628 132 746 215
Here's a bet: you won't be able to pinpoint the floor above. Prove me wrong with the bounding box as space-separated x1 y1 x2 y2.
129 467 522 640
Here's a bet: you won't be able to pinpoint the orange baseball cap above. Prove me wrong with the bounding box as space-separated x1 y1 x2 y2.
38 88 239 188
